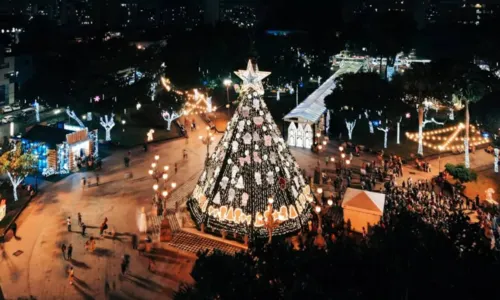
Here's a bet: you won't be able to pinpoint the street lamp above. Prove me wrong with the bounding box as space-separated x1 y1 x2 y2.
223 79 232 116
199 127 215 165
339 146 344 152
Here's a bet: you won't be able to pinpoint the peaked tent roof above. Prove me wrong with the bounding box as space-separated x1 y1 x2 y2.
283 60 367 124
342 188 385 215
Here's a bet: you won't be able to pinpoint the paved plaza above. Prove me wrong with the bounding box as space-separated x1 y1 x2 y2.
0 115 221 300
0 113 497 299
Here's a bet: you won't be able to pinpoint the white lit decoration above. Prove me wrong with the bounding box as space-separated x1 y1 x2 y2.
33 100 40 122
150 81 158 101
66 107 85 128
0 199 6 221
377 126 390 149
494 148 499 173
234 60 270 94
406 123 489 152
147 129 155 141
207 97 212 113
161 110 180 131
100 113 115 141
187 62 312 240
345 119 356 140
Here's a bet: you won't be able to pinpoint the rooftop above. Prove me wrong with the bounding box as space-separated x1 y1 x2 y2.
284 60 366 123
23 125 73 147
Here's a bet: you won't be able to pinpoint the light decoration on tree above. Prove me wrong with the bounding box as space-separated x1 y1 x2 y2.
345 119 356 140
0 199 6 221
33 100 40 122
187 61 312 240
377 125 390 149
66 107 85 128
150 81 158 101
494 148 499 173
94 95 101 103
100 113 115 141
405 123 489 151
161 110 180 131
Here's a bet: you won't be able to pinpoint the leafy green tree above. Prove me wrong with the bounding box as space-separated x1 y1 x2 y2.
175 208 497 300
445 163 478 183
0 144 37 201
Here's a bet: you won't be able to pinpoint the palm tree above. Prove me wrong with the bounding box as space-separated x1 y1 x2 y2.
452 65 490 168
395 63 437 156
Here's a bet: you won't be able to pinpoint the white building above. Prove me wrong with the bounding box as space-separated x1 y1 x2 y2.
284 60 367 149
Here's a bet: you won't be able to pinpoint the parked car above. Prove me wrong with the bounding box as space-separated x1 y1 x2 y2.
12 103 21 110
1 115 15 124
2 106 13 113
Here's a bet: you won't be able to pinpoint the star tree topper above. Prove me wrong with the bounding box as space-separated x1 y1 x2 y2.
234 60 271 94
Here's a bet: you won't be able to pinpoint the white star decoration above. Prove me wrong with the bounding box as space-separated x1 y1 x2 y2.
234 60 271 94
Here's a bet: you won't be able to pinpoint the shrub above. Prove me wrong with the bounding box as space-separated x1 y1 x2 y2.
445 163 477 183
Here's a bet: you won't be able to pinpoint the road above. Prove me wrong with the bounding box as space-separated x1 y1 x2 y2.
0 115 218 300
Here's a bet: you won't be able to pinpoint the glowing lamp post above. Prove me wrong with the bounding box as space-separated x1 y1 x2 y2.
313 205 326 249
199 127 215 165
224 79 232 116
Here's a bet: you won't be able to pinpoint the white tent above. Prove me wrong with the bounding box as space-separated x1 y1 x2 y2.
341 188 385 233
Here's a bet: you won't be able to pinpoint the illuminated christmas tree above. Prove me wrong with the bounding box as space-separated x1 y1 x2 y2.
188 61 313 240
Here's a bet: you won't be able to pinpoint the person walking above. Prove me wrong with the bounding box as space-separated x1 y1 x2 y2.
81 222 87 236
121 255 130 276
175 163 178 174
68 267 74 285
96 174 100 186
67 217 71 232
11 222 17 238
67 244 73 260
82 177 86 189
148 257 156 273
77 213 82 226
61 244 67 260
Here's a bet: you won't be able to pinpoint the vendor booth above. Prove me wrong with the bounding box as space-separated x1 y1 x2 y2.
21 125 98 176
341 188 385 233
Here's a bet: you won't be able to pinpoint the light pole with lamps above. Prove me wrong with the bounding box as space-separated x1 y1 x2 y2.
199 126 215 165
223 79 232 116
313 199 334 249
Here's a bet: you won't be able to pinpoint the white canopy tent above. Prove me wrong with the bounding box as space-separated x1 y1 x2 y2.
341 188 385 233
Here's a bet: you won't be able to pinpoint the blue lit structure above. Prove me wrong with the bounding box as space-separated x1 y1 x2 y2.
19 125 97 176
21 140 48 171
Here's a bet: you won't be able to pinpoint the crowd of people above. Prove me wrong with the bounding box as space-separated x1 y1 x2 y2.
311 146 500 251
382 174 500 250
